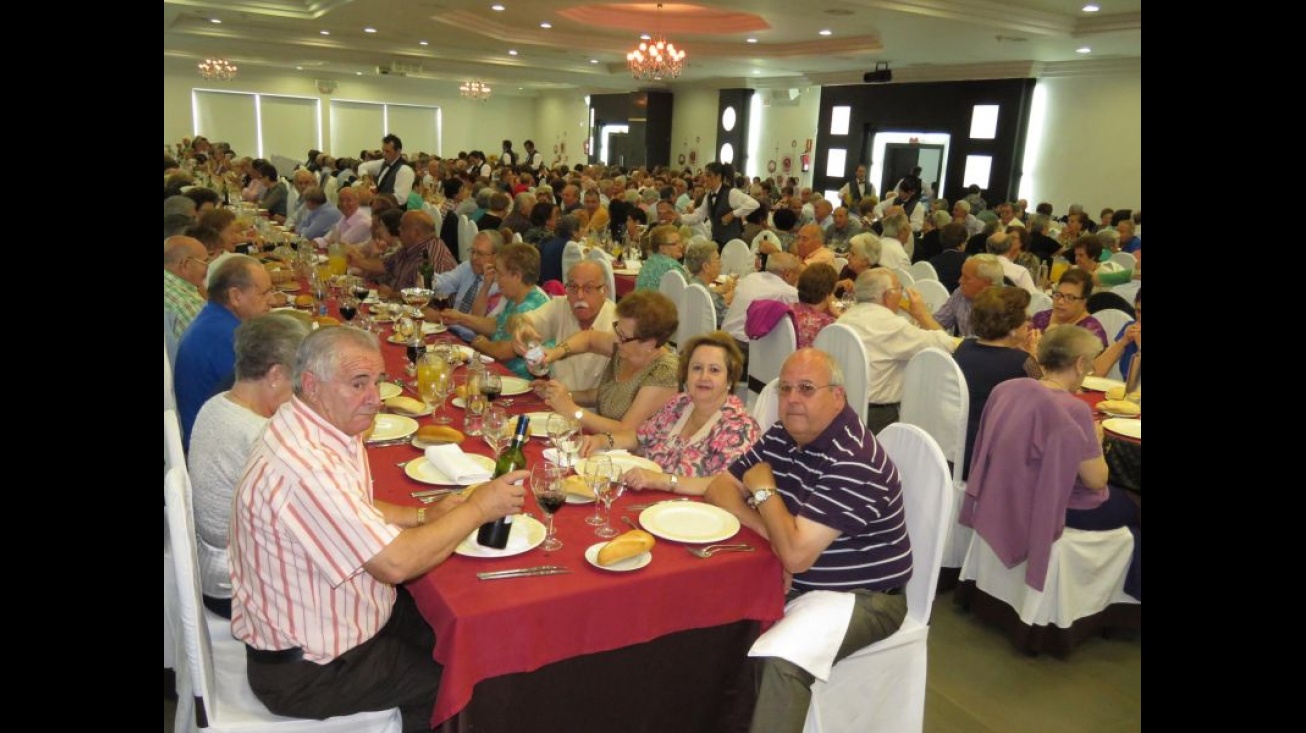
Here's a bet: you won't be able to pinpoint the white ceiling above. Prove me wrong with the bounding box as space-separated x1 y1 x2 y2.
164 0 1141 94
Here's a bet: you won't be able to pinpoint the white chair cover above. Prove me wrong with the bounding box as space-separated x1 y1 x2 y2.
423 202 443 233
1027 290 1052 316
751 230 782 254
323 175 340 206
908 260 938 282
679 283 718 347
833 257 849 273
561 242 584 282
1109 251 1137 271
812 323 868 424
749 378 780 431
746 315 795 408
900 347 971 571
165 341 177 411
721 239 754 278
1092 309 1135 381
893 267 915 288
512 232 523 244
457 215 476 264
959 528 1139 629
164 408 184 670
165 468 403 733
658 269 688 343
1109 280 1140 305
803 423 952 733
913 280 950 315
589 252 617 303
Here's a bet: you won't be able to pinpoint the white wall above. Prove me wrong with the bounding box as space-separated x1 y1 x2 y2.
533 91 591 170
752 87 822 187
669 88 717 173
164 58 537 160
1019 70 1142 214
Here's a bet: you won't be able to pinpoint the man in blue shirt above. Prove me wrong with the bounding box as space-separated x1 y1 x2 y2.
427 230 502 341
295 187 343 241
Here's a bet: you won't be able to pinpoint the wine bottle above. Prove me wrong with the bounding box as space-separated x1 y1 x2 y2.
476 414 531 549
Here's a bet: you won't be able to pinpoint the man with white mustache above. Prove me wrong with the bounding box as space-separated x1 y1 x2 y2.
509 260 617 393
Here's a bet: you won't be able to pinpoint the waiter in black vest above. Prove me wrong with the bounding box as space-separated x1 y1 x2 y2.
682 162 759 248
359 133 415 207
839 164 874 208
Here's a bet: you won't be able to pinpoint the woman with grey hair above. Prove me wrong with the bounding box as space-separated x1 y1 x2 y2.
188 312 312 619
836 233 881 297
683 237 733 327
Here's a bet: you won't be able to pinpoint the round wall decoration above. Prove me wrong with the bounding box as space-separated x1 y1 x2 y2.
782 155 793 172
678 153 686 165
767 159 777 174
689 150 698 165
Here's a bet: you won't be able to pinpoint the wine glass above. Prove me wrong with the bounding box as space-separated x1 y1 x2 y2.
531 463 565 552
401 287 435 312
483 406 510 454
585 455 616 536
547 413 580 470
481 372 505 406
422 369 453 425
339 296 359 324
839 290 857 313
351 277 371 302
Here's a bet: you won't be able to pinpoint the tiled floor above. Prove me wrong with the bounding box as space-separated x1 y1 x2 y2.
164 590 1141 732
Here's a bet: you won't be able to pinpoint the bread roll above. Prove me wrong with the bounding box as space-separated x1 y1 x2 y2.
384 396 427 414
314 316 341 327
562 474 594 500
1105 385 1126 400
417 425 465 444
1097 399 1140 416
294 294 315 309
597 529 655 566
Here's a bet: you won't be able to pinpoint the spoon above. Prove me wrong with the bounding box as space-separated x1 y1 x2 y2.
685 544 754 558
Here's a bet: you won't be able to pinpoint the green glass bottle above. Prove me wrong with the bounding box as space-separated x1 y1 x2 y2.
476 414 531 549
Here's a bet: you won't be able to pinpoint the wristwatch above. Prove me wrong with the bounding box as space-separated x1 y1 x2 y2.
751 488 777 508
573 408 584 422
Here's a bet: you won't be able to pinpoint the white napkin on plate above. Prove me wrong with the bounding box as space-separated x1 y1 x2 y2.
505 519 531 551
425 444 493 484
747 590 855 681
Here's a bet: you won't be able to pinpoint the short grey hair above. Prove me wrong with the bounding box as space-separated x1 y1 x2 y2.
234 312 311 382
1096 228 1120 249
475 187 496 208
786 348 846 388
1029 214 1051 235
931 209 951 228
165 195 196 219
847 233 881 266
880 212 908 238
514 191 536 212
985 231 1014 256
853 267 896 303
683 238 718 276
955 199 971 214
478 229 506 252
555 214 581 241
766 252 801 276
293 326 381 396
1036 324 1103 372
968 254 1005 286
209 255 260 306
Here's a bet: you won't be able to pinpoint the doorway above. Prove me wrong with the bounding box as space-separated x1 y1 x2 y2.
865 132 951 202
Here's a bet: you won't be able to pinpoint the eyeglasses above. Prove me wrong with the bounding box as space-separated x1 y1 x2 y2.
565 283 605 295
660 239 683 248
613 322 642 344
777 382 838 398
470 249 495 259
1050 292 1085 302
186 256 210 268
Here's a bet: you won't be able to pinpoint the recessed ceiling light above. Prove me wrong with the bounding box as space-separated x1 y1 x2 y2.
492 4 505 10
1082 4 1101 11
419 40 429 46
540 22 552 29
640 33 651 40
356 71 363 75
1076 46 1092 54
508 49 518 56
319 30 330 36
364 27 377 33
818 29 833 36
589 58 599 64
746 38 758 44
210 18 222 24
295 66 303 71
753 69 761 74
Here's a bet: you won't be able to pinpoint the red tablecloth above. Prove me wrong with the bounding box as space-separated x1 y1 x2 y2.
359 309 785 726
615 272 636 299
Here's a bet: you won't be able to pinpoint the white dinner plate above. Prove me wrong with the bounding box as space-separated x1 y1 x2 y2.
386 334 421 345
387 403 433 418
455 515 546 558
523 412 555 438
639 502 740 544
1097 404 1141 419
585 542 652 572
612 268 639 276
499 376 532 396
404 454 496 486
1102 418 1141 441
422 322 448 335
275 282 302 292
367 414 419 442
1081 375 1125 393
378 382 403 400
576 453 663 479
451 396 467 409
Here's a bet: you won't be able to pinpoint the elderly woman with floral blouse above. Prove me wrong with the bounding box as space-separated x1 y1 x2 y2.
579 331 759 495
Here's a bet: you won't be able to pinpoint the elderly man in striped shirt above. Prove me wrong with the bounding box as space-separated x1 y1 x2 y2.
706 348 912 733
229 327 526 731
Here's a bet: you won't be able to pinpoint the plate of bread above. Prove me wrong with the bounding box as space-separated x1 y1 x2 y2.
639 502 740 544
585 530 655 572
1096 399 1140 418
1081 376 1125 393
366 414 419 442
410 425 466 450
384 395 432 417
455 515 546 558
561 474 596 504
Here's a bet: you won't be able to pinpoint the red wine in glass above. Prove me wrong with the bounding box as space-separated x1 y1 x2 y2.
352 284 370 300
339 303 357 321
481 384 502 403
537 492 565 515
407 342 426 365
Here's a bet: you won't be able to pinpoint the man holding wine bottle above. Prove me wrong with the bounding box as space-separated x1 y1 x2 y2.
230 327 527 732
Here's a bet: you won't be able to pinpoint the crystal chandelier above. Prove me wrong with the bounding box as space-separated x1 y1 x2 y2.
626 3 685 81
460 80 492 100
197 58 238 81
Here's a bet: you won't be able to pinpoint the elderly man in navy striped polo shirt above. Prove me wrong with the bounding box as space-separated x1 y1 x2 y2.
707 348 912 733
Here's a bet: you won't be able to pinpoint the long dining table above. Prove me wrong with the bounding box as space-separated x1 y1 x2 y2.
334 293 786 732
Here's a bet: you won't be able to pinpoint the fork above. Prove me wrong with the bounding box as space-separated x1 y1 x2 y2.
685 544 754 558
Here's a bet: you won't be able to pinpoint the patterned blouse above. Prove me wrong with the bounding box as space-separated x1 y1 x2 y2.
1030 309 1108 348
636 393 760 477
791 302 835 349
634 253 689 292
596 348 679 421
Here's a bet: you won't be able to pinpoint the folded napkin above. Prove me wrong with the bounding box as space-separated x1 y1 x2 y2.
748 590 855 681
425 444 494 484
505 518 532 551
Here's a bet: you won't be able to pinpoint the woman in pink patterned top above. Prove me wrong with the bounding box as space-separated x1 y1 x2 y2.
579 331 760 495
791 263 840 348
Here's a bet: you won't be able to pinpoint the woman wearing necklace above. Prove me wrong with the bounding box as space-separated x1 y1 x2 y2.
188 313 310 618
577 331 760 495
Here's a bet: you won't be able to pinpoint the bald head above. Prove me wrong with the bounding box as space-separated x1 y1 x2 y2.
164 236 208 287
400 209 437 245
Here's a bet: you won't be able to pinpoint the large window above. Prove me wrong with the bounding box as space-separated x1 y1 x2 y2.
193 89 319 160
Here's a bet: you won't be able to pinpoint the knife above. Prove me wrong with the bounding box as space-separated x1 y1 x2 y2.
411 488 459 498
477 566 569 580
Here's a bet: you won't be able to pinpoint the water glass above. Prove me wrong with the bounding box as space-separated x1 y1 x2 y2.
483 406 510 454
585 455 614 534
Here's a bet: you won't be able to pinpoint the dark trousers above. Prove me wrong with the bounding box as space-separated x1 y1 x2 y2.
246 587 443 732
866 403 900 435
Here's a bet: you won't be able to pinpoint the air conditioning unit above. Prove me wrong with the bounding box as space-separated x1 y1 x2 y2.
762 88 801 108
376 61 424 76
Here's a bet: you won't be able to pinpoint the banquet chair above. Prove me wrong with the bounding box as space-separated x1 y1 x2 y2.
749 378 780 431
679 283 717 347
165 409 184 670
751 230 781 254
561 242 584 282
802 423 952 733
900 347 970 590
165 468 404 733
658 269 688 344
812 324 868 424
457 215 476 264
746 313 795 409
423 202 443 233
1091 309 1135 380
1109 280 1140 305
721 238 754 278
1027 290 1052 316
323 175 340 206
1109 251 1137 271
165 311 182 371
912 279 950 316
833 257 849 273
512 232 523 244
893 267 916 288
585 248 618 303
283 183 298 219
908 260 938 283
165 341 177 411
